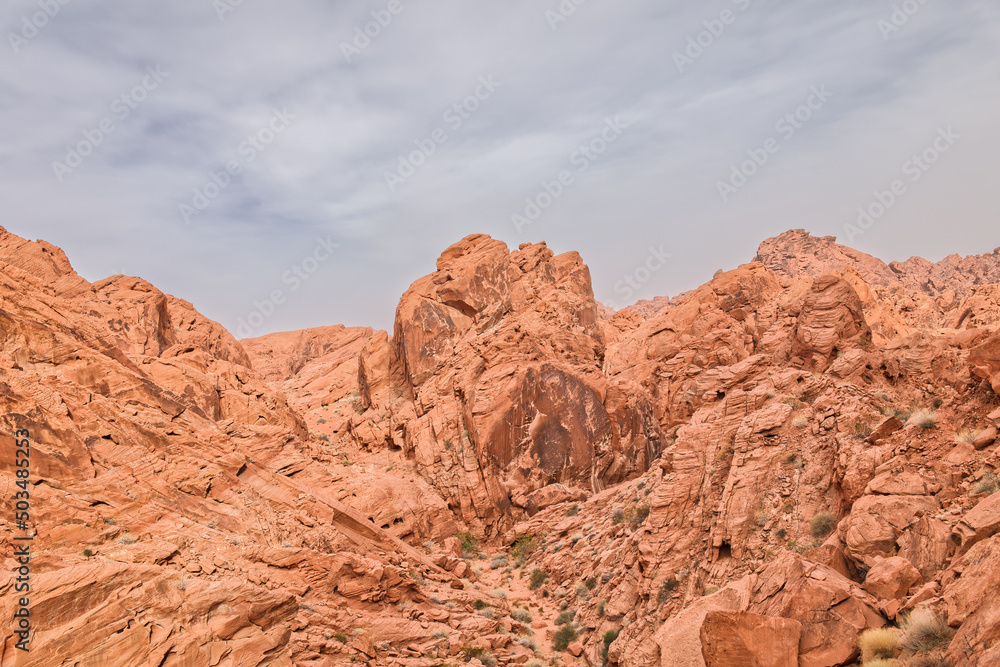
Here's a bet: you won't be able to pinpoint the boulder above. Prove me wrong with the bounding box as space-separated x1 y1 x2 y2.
700 611 801 667
863 557 923 600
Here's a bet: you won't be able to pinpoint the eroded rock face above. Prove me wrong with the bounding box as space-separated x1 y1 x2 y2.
5 225 1000 666
352 234 664 535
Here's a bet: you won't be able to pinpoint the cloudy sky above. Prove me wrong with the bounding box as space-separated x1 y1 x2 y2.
2 1 998 335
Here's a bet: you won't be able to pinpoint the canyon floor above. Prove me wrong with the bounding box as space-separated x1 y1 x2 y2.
2 226 1000 666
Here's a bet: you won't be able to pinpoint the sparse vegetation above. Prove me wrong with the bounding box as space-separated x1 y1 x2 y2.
612 508 625 524
432 629 449 639
510 534 538 563
511 608 533 624
461 647 497 666
810 511 837 538
566 504 580 516
555 609 576 625
596 599 607 617
911 410 937 430
444 439 453 450
492 588 506 599
754 509 770 527
457 532 479 557
970 472 1000 496
899 607 953 652
703 585 719 596
602 628 620 665
83 548 93 558
792 415 809 428
575 582 590 600
518 635 539 652
658 577 680 603
472 598 491 610
858 627 901 662
529 569 549 590
552 624 579 652
490 554 508 570
958 428 983 443
118 534 136 545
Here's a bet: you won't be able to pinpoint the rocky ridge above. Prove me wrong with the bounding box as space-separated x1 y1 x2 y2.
1 227 1000 666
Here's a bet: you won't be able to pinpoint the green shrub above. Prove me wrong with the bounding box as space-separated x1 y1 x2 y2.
511 534 538 561
334 632 348 643
472 598 490 610
602 628 620 664
658 577 679 603
810 511 837 538
555 609 576 625
457 532 479 557
511 608 533 624
552 624 578 651
83 548 93 558
529 569 549 590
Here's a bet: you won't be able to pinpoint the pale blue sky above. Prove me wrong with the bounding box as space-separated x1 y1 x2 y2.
2 1 998 334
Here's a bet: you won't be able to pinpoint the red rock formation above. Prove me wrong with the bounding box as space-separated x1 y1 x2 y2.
4 225 1000 666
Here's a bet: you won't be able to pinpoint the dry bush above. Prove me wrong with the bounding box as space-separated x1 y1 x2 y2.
899 608 953 652
858 626 901 662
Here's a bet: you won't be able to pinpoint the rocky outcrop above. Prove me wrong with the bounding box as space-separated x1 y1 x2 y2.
350 234 664 536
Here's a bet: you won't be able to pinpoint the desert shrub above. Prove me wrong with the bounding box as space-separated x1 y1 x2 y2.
858 627 901 662
457 532 479 557
511 534 538 562
334 632 348 643
492 588 507 599
432 629 449 639
602 628 621 664
596 599 607 617
478 608 496 619
518 635 539 651
601 572 613 583
569 532 585 545
658 577 680 603
529 569 549 590
776 528 788 540
118 534 136 545
906 655 952 667
703 585 719 596
754 509 770 527
585 576 598 590
630 504 650 528
490 554 508 569
861 660 899 667
317 417 327 424
911 411 937 430
472 599 490 610
83 548 93 558
810 511 837 538
511 608 533 624
525 661 545 667
552 624 579 652
555 609 576 625
612 508 625 524
575 582 590 600
566 504 580 516
957 428 983 443
970 472 1000 496
792 415 810 428
899 607 953 652
554 587 567 598
461 647 496 666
